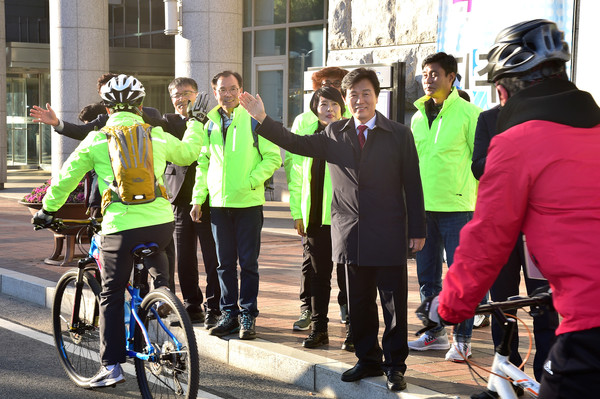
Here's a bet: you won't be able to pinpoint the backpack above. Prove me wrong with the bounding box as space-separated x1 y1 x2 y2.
100 123 168 213
206 118 275 193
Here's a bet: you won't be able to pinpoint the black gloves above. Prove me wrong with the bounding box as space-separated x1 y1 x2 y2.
32 208 56 230
416 295 442 330
187 91 210 124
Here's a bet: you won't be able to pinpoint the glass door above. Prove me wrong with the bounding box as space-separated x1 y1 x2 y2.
253 58 287 125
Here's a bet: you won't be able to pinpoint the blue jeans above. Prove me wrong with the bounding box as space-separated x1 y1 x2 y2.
416 211 474 341
210 206 263 317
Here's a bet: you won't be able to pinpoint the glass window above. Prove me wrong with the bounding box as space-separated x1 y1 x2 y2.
288 25 324 119
243 32 253 91
254 29 286 56
254 0 286 26
243 0 252 27
290 0 324 23
109 0 173 49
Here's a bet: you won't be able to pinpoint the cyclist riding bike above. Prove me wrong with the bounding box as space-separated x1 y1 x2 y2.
32 74 204 388
416 20 600 398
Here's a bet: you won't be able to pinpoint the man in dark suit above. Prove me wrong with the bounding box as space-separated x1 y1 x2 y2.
161 77 221 327
239 68 426 392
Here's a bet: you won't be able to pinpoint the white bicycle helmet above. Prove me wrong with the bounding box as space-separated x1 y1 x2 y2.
100 74 146 110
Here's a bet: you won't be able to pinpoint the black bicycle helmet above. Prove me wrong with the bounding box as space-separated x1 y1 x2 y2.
100 74 146 110
482 19 570 83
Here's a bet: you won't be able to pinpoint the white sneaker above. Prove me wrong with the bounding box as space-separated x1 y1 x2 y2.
408 332 451 351
473 314 490 328
445 342 472 362
89 364 125 388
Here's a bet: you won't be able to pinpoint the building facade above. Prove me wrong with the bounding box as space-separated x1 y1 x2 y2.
1 0 597 188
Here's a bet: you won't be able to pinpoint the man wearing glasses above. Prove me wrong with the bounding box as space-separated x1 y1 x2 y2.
162 77 221 329
190 71 281 340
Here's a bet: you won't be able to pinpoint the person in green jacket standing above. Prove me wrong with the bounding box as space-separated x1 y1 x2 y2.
408 52 481 362
32 74 205 387
190 71 281 341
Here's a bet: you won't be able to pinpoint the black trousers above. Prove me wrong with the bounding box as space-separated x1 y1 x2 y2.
299 242 312 312
347 264 408 373
305 225 348 331
538 327 600 398
173 200 220 315
99 222 173 365
490 235 559 381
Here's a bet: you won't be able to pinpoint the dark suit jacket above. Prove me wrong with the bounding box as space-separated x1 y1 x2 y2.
471 105 501 180
257 111 426 266
159 114 199 206
58 106 162 140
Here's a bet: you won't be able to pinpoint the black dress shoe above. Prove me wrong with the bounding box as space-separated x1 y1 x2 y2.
386 370 407 392
303 331 329 348
341 330 354 352
187 309 205 324
341 363 383 382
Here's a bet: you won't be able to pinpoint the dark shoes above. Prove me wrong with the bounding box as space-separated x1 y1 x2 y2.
208 310 240 337
302 331 329 348
187 308 205 324
341 328 354 352
386 370 407 392
204 312 220 329
239 312 257 340
341 363 383 382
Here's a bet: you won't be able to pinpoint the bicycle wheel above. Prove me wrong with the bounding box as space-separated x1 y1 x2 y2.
134 287 199 399
52 268 102 387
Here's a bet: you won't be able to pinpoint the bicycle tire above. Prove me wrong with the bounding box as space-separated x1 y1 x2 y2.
52 268 102 387
134 287 199 399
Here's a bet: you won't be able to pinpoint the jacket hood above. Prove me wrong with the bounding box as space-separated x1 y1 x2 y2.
498 79 600 133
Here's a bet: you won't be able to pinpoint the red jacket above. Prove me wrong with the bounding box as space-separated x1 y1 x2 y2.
438 119 600 335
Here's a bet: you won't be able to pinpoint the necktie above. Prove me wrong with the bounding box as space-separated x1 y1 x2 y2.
357 125 367 149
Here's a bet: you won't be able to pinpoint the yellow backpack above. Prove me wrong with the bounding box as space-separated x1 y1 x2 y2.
101 123 167 213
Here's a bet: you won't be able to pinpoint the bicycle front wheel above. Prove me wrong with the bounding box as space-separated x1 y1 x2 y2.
134 287 199 399
52 268 102 387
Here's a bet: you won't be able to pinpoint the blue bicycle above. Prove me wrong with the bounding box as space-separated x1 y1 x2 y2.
47 218 199 398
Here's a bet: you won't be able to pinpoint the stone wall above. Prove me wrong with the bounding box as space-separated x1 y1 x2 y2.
327 0 439 113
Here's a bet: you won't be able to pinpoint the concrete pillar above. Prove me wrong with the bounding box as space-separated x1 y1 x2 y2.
49 0 109 176
0 0 7 188
175 0 243 96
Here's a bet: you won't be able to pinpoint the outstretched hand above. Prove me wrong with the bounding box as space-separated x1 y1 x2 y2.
238 92 267 124
30 103 60 127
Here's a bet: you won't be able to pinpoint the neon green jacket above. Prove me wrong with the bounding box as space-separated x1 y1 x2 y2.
43 112 204 234
192 105 281 207
411 88 481 211
284 112 333 226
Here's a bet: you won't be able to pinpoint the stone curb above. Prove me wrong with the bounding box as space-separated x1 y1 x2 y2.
0 267 457 399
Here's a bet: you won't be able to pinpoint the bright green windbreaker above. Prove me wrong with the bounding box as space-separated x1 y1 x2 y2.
191 105 282 208
284 111 333 226
411 88 481 211
43 112 204 234
284 108 351 224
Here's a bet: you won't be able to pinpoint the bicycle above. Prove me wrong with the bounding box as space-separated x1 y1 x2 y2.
45 217 200 398
468 292 553 399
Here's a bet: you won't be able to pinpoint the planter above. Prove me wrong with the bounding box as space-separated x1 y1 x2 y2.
18 201 89 220
19 201 90 266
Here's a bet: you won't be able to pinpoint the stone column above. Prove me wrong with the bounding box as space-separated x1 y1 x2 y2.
49 0 109 176
0 0 7 188
176 0 242 96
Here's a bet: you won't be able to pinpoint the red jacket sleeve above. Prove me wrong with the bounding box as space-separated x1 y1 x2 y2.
438 131 530 323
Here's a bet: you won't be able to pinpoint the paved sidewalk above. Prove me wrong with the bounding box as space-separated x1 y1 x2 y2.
0 169 538 398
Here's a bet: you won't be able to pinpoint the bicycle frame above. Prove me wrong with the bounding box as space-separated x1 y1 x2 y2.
124 265 185 361
487 351 539 398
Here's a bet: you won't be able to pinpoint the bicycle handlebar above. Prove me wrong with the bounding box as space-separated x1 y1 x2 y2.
39 217 103 234
475 292 552 315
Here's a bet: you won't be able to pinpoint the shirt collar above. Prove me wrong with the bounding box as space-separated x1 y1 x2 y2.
353 114 376 131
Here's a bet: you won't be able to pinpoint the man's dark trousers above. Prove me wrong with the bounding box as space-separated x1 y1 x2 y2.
347 264 408 373
173 199 220 315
